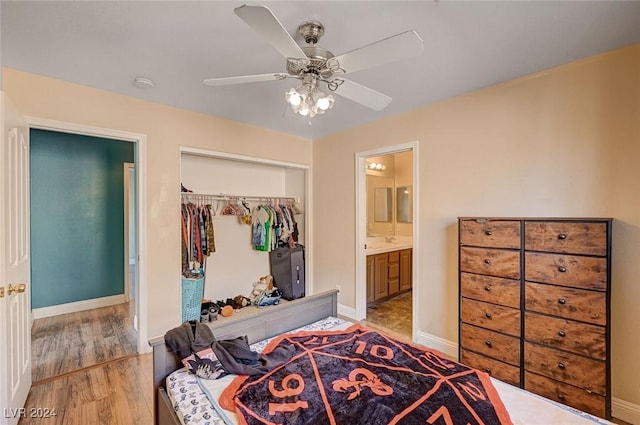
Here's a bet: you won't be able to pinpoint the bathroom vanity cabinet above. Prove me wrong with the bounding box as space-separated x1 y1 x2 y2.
367 248 412 304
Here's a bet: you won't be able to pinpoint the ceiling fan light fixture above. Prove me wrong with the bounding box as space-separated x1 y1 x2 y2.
314 93 334 112
285 88 303 107
286 79 335 118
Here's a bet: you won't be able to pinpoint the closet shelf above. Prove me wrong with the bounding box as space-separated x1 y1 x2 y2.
181 192 300 203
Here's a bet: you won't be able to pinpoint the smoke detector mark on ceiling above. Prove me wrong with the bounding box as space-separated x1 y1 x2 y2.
133 77 155 89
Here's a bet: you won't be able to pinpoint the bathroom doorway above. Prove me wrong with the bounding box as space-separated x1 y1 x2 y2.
355 142 418 342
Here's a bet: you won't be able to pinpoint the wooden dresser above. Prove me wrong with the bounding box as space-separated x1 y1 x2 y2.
458 217 612 419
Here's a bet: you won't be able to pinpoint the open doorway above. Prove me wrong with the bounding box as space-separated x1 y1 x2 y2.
28 125 144 383
355 142 418 342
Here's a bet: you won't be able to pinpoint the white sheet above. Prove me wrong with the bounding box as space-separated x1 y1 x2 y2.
492 379 613 425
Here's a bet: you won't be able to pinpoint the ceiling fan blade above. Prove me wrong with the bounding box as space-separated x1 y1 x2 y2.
333 79 392 111
234 5 308 62
203 72 290 86
333 30 423 74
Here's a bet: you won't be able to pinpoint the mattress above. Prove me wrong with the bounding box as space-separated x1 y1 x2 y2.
166 317 614 425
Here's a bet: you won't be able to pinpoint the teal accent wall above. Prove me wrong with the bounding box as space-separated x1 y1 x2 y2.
30 129 134 309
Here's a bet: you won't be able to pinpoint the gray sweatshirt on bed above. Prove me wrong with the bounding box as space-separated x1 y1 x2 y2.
164 321 295 376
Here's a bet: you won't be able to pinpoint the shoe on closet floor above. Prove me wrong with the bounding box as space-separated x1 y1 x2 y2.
200 310 209 323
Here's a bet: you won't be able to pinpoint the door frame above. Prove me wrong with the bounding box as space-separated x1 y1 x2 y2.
25 117 148 353
355 141 419 341
123 162 134 303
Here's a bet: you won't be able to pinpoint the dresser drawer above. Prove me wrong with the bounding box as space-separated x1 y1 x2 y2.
525 222 607 256
460 273 520 308
525 252 607 291
460 219 521 249
525 282 606 325
460 323 520 366
525 312 606 360
460 247 520 279
525 372 606 418
461 298 521 337
461 349 520 386
524 342 606 395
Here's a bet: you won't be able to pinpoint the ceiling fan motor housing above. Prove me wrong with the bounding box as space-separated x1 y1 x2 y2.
287 46 336 79
298 21 324 45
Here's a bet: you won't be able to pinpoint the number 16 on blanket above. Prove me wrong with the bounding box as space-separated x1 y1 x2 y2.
268 373 309 415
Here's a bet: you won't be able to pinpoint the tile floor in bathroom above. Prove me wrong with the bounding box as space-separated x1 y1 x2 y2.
363 290 412 340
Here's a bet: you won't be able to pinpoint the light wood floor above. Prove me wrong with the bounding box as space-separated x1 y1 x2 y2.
21 299 633 425
22 302 151 425
31 302 137 383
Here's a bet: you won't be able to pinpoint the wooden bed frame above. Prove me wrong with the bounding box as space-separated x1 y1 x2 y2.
147 289 339 425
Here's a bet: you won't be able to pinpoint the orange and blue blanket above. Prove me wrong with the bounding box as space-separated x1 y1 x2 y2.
220 325 512 425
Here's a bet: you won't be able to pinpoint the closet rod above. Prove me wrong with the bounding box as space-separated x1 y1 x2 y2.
181 192 300 203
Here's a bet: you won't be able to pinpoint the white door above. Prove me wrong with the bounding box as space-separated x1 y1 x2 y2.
0 93 32 425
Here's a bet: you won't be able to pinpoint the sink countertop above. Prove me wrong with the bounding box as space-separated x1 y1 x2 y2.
365 237 413 255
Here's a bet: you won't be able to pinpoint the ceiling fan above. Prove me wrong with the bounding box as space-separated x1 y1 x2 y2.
203 4 423 118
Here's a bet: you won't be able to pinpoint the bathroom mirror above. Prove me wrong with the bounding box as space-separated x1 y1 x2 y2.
374 187 393 222
396 186 412 223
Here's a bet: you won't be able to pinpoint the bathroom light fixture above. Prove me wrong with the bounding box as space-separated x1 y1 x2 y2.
285 74 335 118
367 162 386 171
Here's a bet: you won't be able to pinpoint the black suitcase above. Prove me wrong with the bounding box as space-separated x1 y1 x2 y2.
269 244 305 300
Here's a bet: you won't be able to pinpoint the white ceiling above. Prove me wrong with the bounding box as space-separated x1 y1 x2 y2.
3 1 640 140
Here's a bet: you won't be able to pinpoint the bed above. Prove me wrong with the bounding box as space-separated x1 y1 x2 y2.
148 290 613 425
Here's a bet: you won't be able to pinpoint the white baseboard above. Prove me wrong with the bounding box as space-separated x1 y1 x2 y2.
337 303 357 320
416 330 458 359
32 294 126 319
613 397 640 424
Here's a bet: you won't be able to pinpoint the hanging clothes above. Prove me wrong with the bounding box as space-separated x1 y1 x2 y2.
181 201 216 275
249 200 300 252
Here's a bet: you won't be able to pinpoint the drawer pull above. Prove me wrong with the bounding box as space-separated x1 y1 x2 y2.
485 230 492 236
485 312 492 319
558 266 567 273
558 362 566 369
558 330 566 337
558 234 567 240
484 286 491 292
484 259 491 265
557 393 565 400
558 298 567 305
484 340 492 347
484 367 491 373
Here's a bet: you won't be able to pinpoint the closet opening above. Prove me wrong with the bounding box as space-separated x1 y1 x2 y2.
355 142 418 342
179 147 311 313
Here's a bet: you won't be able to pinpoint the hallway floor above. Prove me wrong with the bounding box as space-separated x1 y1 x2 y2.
31 302 137 383
22 302 149 425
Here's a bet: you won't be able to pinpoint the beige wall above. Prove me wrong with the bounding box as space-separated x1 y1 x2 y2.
313 44 640 409
3 68 313 343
